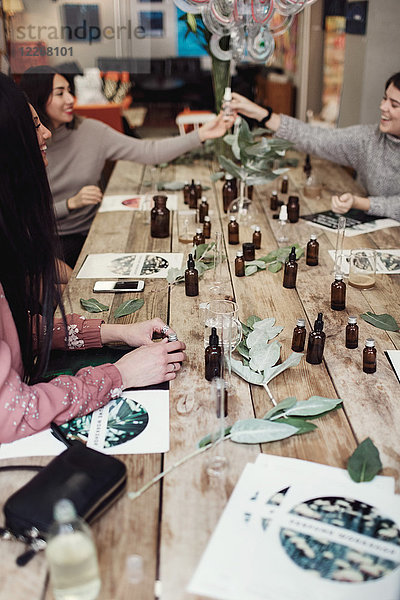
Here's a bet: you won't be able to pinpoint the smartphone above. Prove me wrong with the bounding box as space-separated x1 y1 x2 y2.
93 280 145 293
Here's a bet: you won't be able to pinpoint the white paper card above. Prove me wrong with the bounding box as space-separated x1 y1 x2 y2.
328 249 400 275
98 193 178 212
77 252 183 279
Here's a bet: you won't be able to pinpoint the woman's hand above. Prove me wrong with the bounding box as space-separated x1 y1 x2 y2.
114 338 187 388
198 112 236 142
67 185 103 210
100 318 178 347
331 193 370 214
231 92 267 121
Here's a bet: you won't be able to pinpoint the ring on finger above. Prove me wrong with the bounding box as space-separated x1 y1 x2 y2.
161 325 170 335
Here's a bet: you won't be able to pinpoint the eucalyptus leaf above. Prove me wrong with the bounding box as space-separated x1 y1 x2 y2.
247 315 262 328
241 321 252 336
210 171 224 181
198 426 232 448
247 318 283 346
230 358 265 385
249 340 281 373
284 396 343 418
274 417 317 435
236 340 250 360
264 396 297 420
263 351 303 384
347 437 382 482
80 298 109 313
114 299 144 319
167 267 185 284
158 181 185 191
260 250 278 263
245 264 258 276
360 312 399 332
268 261 283 273
231 418 299 444
247 260 267 269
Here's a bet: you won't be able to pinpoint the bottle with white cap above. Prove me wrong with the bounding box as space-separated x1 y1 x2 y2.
363 339 377 373
223 87 233 120
291 318 306 352
46 499 101 600
277 204 288 243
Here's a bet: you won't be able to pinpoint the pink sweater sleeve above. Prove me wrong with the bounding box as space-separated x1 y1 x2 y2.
52 314 104 350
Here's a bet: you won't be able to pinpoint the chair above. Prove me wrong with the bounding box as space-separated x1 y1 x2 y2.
175 109 217 135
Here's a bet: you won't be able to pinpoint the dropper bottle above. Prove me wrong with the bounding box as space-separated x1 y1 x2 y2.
185 253 198 297
306 312 326 365
283 246 298 289
205 327 222 381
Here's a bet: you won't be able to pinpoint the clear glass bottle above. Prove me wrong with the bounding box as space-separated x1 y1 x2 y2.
283 246 298 289
253 226 261 249
346 316 359 349
222 174 237 213
193 228 205 246
306 233 319 266
203 216 211 239
188 179 197 209
306 312 326 365
198 197 209 223
205 327 222 381
235 251 245 277
228 216 239 245
183 181 190 205
281 175 288 194
287 195 300 223
242 242 255 261
150 195 170 238
168 332 182 364
363 339 377 373
185 253 199 297
277 204 288 243
270 190 279 211
291 318 306 352
223 87 233 120
46 499 101 600
331 273 346 311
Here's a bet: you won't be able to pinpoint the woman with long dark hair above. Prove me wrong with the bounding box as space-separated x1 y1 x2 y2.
20 66 234 267
0 73 186 444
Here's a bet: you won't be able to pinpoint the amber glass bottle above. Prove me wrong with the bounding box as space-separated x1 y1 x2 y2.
198 197 209 223
346 316 359 349
222 174 237 213
331 274 346 311
281 175 288 194
242 243 255 261
363 339 376 373
188 179 197 209
195 181 202 200
193 228 205 246
203 216 211 239
185 253 198 296
306 312 326 365
304 154 312 178
291 318 306 352
306 234 319 266
150 195 170 238
228 216 239 244
235 251 245 277
183 181 190 205
287 195 300 223
283 246 298 289
270 190 279 211
205 327 222 381
253 226 261 249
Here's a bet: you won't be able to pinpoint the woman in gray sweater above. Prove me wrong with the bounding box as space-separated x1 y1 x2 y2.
21 67 234 266
231 72 400 222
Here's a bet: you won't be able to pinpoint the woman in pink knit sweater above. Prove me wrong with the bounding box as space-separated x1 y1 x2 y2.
0 74 186 444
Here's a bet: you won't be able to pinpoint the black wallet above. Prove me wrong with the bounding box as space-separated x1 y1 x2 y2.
2 442 127 565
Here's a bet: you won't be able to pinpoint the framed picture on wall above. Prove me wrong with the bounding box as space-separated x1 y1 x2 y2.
139 11 164 38
62 4 101 42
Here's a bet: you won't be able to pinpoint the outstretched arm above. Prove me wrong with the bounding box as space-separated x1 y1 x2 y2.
231 92 281 132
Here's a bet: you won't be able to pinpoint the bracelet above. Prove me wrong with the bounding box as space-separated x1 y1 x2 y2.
258 106 273 127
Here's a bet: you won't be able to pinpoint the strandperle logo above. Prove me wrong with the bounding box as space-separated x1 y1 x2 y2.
15 20 147 44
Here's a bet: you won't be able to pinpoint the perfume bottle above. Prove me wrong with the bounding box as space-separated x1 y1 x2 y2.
203 216 211 239
291 318 306 352
345 316 359 349
306 233 319 266
195 181 202 200
185 253 198 297
193 228 205 246
277 204 288 243
283 246 298 289
222 174 237 213
306 312 326 365
270 190 279 211
363 339 376 373
281 175 288 194
223 87 233 120
188 179 197 209
304 154 312 179
150 195 170 238
205 327 222 381
168 332 182 364
228 216 239 245
331 273 346 311
242 242 255 261
198 197 209 223
235 251 245 277
253 226 261 249
287 195 300 223
183 181 190 205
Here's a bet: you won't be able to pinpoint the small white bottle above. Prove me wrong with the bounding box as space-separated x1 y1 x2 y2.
277 204 288 243
223 87 233 120
46 499 101 600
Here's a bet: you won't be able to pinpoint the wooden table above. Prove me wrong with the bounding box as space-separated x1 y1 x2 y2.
1 152 399 600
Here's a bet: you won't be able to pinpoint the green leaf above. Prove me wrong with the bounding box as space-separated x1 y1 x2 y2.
158 181 185 191
268 261 283 273
80 298 109 313
360 312 399 332
263 351 303 384
247 315 262 329
236 340 250 360
249 340 281 373
245 264 258 276
230 358 265 385
231 418 299 444
114 299 144 319
240 321 252 336
284 396 343 418
198 426 232 448
259 250 278 263
264 396 297 420
247 318 283 346
347 437 382 482
210 171 224 181
274 417 317 435
187 13 197 32
167 267 185 284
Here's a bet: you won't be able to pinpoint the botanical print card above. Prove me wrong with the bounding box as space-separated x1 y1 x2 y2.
328 249 400 275
98 193 178 212
0 389 169 458
301 210 400 236
77 252 183 279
